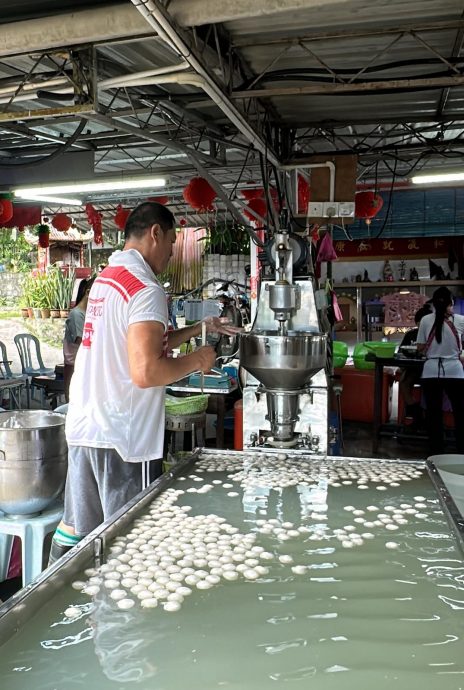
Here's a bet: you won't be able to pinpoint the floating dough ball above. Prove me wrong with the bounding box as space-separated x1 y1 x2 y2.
278 555 293 564
361 532 375 539
121 577 138 589
223 570 239 581
196 580 213 590
358 485 368 490
227 492 239 497
117 598 135 610
163 601 181 612
141 598 158 608
64 606 81 619
385 542 399 550
376 486 387 491
83 585 100 596
341 540 354 548
343 506 355 512
84 568 98 577
71 581 86 591
414 496 426 502
366 506 379 512
291 565 307 575
110 589 127 601
385 523 399 531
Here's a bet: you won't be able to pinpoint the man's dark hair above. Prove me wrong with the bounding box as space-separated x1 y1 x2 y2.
124 202 175 240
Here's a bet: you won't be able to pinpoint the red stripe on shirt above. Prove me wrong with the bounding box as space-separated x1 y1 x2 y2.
100 266 146 297
95 277 129 302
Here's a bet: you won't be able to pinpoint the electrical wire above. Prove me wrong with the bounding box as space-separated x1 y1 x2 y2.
374 156 398 239
0 119 86 167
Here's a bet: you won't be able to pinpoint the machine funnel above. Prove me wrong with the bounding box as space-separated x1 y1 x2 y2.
239 331 326 391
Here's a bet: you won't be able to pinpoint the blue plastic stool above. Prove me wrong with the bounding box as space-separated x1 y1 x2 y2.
0 502 63 587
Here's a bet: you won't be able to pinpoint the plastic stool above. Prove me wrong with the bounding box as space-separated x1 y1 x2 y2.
165 411 206 453
0 502 63 587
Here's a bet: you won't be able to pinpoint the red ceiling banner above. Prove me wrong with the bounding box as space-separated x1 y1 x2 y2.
2 204 42 229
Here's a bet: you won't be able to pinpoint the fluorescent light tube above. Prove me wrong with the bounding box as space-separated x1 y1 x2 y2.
14 176 166 197
14 193 82 206
411 172 464 184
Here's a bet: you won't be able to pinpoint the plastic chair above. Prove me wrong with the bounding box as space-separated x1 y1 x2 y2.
0 502 63 586
14 334 54 407
0 340 28 409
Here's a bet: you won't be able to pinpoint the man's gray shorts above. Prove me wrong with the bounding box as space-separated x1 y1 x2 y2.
63 446 143 536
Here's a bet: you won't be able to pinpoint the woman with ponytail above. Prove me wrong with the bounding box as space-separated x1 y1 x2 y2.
417 287 464 454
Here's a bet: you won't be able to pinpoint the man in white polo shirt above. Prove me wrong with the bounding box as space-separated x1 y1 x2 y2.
49 202 237 563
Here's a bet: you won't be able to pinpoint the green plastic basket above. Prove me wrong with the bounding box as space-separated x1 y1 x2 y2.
165 394 209 416
333 341 348 368
353 343 374 370
363 341 397 358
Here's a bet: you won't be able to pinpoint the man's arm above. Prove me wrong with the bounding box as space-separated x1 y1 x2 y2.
167 316 242 349
128 321 216 388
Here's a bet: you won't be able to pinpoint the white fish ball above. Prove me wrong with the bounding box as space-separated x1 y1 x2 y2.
385 541 399 550
71 581 86 591
141 598 158 608
163 601 181 612
117 599 135 610
110 589 127 601
64 606 81 619
291 565 307 575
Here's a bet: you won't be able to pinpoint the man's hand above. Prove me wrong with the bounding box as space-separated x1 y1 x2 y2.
203 316 242 336
194 345 217 372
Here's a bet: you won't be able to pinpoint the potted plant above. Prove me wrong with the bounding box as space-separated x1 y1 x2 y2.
20 273 37 318
35 223 50 249
19 274 33 318
46 266 62 318
56 268 75 318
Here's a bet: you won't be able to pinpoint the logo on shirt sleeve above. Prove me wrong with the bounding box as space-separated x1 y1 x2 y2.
82 322 94 348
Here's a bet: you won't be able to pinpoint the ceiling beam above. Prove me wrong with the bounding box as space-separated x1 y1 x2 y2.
130 0 280 167
86 112 221 165
232 19 464 48
232 75 464 99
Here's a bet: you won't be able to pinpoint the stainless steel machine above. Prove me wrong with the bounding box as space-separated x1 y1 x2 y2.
239 230 328 452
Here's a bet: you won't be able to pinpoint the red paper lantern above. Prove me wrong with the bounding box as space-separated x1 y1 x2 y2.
183 177 217 212
0 199 14 224
297 175 311 214
148 195 169 205
51 213 72 233
355 191 384 220
179 217 187 227
114 204 131 230
244 197 267 226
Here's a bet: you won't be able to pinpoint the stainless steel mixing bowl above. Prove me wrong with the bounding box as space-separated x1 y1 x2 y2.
0 410 67 516
239 331 327 390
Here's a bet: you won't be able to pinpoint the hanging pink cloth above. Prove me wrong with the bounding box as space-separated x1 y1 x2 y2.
316 232 338 262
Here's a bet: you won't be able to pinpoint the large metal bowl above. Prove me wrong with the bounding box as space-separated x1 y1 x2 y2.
239 330 327 390
0 410 67 516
